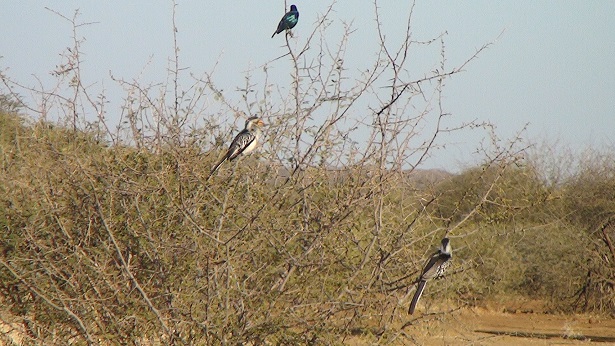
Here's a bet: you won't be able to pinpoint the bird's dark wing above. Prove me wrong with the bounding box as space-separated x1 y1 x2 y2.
418 252 441 279
285 11 299 29
420 253 451 281
227 129 256 161
273 17 287 36
272 10 299 36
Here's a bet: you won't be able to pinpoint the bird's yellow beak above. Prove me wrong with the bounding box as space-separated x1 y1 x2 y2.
257 119 265 126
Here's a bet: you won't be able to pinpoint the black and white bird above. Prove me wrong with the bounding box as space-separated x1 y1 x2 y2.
208 116 265 178
408 237 452 314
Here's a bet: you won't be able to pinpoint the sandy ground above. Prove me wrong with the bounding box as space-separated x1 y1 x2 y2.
346 302 615 345
440 308 615 345
2 305 614 345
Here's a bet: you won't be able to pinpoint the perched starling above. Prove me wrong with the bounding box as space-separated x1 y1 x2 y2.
272 5 299 38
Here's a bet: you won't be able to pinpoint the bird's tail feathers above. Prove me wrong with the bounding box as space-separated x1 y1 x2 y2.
207 157 226 181
408 280 427 314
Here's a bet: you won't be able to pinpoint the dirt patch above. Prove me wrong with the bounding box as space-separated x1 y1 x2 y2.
462 309 615 345
343 303 615 345
2 306 614 345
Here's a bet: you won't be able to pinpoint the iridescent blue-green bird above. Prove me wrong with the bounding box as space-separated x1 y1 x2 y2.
272 4 299 38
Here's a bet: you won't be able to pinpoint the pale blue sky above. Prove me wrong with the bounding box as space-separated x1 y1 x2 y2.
1 1 614 170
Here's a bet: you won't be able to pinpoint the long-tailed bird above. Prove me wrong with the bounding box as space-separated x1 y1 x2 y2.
208 116 265 178
272 5 299 38
408 237 452 314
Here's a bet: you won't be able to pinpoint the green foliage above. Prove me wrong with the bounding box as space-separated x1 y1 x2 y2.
429 163 551 226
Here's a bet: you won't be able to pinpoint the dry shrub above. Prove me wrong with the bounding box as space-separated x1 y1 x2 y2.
1 115 611 345
429 161 592 312
563 153 615 313
0 109 513 344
